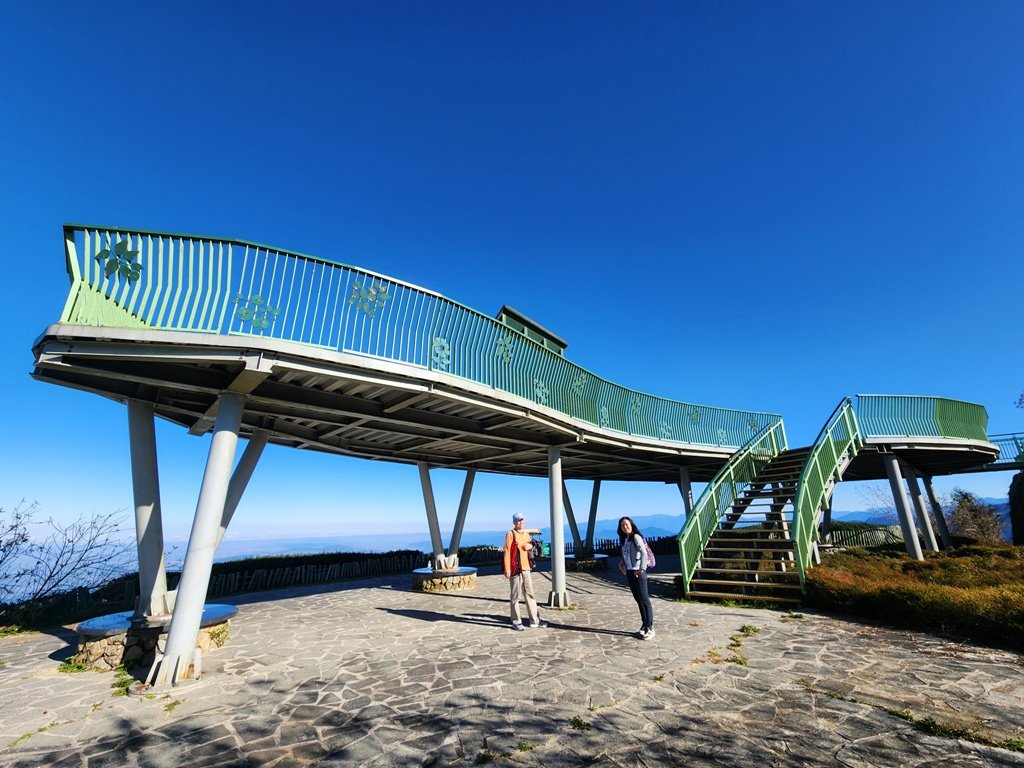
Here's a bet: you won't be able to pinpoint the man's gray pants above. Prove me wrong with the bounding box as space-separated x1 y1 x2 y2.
509 570 540 625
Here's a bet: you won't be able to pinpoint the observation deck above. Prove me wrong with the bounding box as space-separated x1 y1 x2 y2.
32 225 789 484
30 224 1008 684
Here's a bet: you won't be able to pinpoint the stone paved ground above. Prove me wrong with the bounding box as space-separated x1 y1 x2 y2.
1 558 1022 767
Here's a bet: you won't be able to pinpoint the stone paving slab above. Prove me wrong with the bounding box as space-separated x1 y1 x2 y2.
0 559 1022 767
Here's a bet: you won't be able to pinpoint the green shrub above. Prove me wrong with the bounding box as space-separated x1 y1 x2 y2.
805 544 1024 650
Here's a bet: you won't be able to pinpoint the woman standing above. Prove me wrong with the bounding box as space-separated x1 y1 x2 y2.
617 516 655 639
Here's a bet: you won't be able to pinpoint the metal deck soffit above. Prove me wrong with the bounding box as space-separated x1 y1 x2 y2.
32 325 734 483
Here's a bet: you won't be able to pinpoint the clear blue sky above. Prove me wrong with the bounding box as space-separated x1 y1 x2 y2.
1 2 1021 545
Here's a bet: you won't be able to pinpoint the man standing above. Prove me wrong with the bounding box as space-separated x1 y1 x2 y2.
502 512 547 631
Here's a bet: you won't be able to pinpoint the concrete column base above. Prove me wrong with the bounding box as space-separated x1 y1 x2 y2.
547 590 572 608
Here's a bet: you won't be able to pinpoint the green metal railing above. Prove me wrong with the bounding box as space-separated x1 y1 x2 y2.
856 394 989 441
58 224 781 448
677 421 788 592
792 398 862 583
984 433 1024 469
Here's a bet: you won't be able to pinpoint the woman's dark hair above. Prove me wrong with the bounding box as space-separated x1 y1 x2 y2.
617 516 643 543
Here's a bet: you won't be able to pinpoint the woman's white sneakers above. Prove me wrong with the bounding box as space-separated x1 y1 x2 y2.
638 627 656 640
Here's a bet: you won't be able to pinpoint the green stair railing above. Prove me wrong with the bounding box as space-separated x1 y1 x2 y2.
57 224 780 449
677 420 788 593
792 398 862 584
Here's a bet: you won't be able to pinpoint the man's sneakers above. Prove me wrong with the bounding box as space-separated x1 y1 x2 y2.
512 620 547 630
639 627 656 640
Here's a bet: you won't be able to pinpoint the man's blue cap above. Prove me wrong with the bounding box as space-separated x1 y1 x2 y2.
512 512 524 522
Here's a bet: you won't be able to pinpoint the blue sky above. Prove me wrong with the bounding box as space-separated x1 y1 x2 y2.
1 2 1021 546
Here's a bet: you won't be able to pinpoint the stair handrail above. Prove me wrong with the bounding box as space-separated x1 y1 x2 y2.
792 397 863 583
677 419 788 593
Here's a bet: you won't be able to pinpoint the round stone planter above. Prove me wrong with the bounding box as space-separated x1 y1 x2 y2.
73 604 237 671
412 566 478 592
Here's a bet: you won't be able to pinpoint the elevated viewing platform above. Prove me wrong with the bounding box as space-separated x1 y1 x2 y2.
33 225 789 483
29 224 1009 686
33 226 1006 483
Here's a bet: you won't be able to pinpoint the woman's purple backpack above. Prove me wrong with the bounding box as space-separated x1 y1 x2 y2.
636 534 656 569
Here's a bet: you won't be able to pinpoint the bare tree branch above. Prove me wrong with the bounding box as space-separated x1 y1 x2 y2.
0 503 135 610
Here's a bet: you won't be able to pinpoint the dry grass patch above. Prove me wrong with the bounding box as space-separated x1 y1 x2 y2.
804 544 1024 651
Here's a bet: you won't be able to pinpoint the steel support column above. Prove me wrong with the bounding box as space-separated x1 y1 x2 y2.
561 480 584 551
547 447 570 607
445 469 477 560
905 466 940 552
883 454 924 560
585 480 601 551
127 400 169 617
151 392 245 686
820 497 833 546
921 475 953 548
216 431 270 548
677 468 694 519
418 462 446 569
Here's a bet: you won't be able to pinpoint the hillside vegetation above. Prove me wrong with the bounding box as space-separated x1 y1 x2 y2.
804 542 1024 651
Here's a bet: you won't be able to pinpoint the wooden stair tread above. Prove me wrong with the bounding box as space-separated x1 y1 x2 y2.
686 590 802 604
690 578 801 589
694 569 799 580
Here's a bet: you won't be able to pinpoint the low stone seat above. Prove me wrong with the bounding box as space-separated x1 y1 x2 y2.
73 604 237 671
412 566 478 592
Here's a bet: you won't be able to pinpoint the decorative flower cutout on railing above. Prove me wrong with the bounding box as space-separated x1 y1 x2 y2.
95 239 142 282
495 334 514 363
659 421 673 440
233 294 280 330
630 395 643 416
688 410 701 424
570 373 588 397
717 428 728 445
533 378 549 405
431 337 451 370
747 417 759 431
349 281 391 318
600 406 610 429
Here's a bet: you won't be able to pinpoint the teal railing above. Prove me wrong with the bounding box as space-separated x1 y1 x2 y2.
984 433 1024 469
677 420 788 592
792 398 862 583
59 224 781 448
856 394 989 442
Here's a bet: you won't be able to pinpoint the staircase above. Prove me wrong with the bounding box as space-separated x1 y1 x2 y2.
686 448 810 605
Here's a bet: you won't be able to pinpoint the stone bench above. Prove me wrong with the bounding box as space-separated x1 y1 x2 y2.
73 604 238 671
565 553 610 571
412 566 478 592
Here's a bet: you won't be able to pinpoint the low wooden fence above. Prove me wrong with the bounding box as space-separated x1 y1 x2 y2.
563 535 678 557
202 553 424 596
826 525 904 548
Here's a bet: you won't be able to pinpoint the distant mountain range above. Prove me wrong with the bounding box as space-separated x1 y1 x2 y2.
208 498 1013 562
